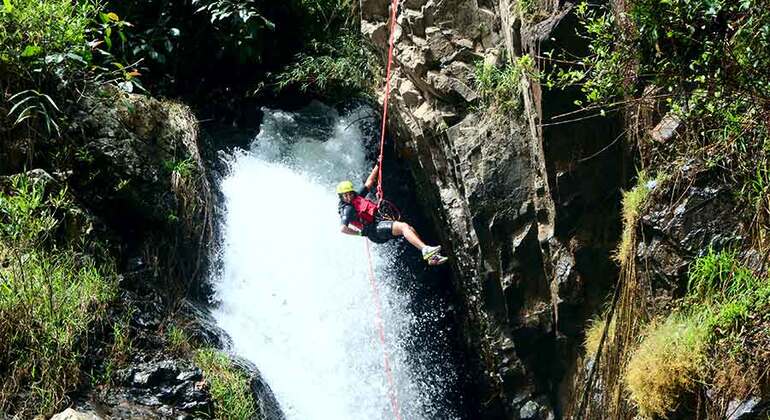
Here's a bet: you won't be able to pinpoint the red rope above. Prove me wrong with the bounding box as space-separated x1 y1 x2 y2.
364 240 403 420
365 1 403 418
376 0 400 201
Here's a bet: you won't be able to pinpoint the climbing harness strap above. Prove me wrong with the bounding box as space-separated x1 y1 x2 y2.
365 0 404 419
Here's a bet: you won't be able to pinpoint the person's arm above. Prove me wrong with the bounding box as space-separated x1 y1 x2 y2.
339 205 365 236
364 164 379 190
340 225 364 236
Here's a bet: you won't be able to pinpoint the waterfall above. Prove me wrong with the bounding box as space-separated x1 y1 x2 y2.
211 102 461 420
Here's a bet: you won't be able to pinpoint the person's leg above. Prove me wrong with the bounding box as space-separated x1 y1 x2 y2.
391 221 428 250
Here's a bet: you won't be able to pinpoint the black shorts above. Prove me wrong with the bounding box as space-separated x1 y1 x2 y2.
364 221 395 244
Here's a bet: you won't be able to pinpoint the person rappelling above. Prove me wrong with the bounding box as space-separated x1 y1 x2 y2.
336 164 448 265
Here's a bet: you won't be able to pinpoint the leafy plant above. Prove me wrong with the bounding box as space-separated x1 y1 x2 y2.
473 54 535 115
0 175 117 415
7 89 61 136
166 323 191 355
191 0 274 63
272 33 379 98
195 349 257 420
164 156 196 178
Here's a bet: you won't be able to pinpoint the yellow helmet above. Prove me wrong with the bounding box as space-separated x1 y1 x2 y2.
336 180 355 194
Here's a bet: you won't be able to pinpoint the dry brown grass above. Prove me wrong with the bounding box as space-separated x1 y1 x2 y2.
624 314 708 418
707 318 770 418
584 314 615 357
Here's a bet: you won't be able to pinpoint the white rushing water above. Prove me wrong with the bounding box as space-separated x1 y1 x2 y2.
211 102 459 420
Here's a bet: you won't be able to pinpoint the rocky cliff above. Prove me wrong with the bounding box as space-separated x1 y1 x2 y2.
364 0 770 418
362 0 631 417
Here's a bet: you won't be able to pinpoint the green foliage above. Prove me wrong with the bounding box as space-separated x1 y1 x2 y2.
616 171 660 263
195 349 257 420
166 323 191 355
626 249 770 417
110 312 133 366
473 54 535 115
164 156 196 178
191 0 274 63
0 0 98 137
7 89 62 136
546 0 770 244
0 175 117 415
273 33 379 98
270 0 376 98
516 0 536 21
0 0 97 69
544 1 631 107
687 248 770 330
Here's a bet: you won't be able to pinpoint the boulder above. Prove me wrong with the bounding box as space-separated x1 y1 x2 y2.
727 397 765 420
50 409 102 420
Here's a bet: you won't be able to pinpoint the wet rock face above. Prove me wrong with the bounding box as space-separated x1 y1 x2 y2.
638 168 749 294
362 0 571 417
73 296 283 420
364 0 628 417
106 359 212 417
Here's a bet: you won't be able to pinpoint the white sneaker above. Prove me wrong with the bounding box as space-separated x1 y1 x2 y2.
421 245 442 260
428 254 449 266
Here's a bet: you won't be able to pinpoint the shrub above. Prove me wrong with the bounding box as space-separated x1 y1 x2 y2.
271 0 378 99
273 33 379 99
191 0 274 64
625 249 770 418
624 314 709 418
195 349 257 420
0 0 97 70
0 175 117 415
473 54 535 115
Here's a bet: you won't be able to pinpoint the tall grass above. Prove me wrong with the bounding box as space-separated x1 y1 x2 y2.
166 323 191 355
584 313 615 357
0 175 117 415
577 171 658 419
624 249 770 418
625 313 709 417
195 349 257 420
616 171 655 263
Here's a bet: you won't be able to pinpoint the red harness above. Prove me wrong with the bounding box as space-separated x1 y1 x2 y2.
349 195 379 230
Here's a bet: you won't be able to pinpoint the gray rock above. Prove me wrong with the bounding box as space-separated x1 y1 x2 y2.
426 26 454 60
519 400 541 419
50 409 103 420
176 368 202 382
727 397 763 420
398 79 422 108
448 77 479 102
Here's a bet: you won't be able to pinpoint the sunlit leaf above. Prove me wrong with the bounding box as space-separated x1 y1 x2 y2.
21 45 42 57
